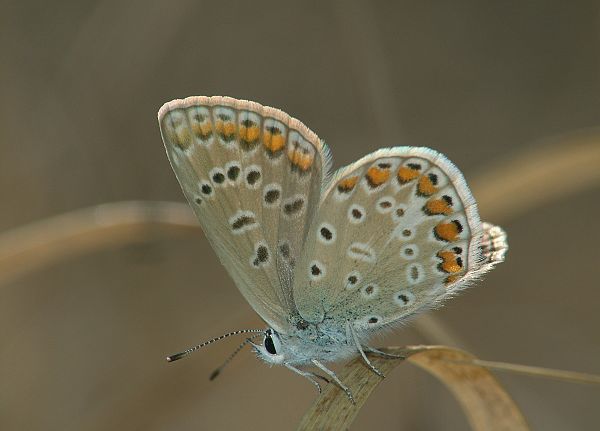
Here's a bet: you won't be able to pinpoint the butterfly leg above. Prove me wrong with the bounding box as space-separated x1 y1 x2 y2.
311 359 355 404
346 322 385 378
285 363 324 393
364 346 406 359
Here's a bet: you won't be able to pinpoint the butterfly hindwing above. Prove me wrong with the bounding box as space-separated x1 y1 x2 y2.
159 96 329 332
293 147 505 330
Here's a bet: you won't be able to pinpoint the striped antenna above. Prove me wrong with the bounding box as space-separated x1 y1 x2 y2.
166 329 265 362
209 335 261 381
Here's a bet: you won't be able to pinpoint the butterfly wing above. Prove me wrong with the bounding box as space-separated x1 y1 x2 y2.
292 147 506 330
159 96 330 333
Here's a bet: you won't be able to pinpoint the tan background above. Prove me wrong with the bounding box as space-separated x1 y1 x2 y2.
1 1 599 430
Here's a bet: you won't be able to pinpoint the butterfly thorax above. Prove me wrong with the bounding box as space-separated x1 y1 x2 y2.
254 317 359 366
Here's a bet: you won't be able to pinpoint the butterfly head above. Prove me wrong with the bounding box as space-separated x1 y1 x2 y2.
251 328 287 365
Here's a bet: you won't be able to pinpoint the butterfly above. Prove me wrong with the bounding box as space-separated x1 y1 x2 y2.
158 96 507 402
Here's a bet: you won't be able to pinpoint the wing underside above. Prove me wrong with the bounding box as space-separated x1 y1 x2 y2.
293 147 506 330
159 96 330 332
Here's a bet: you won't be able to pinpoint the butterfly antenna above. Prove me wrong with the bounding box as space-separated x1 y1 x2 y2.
209 335 261 381
166 329 265 363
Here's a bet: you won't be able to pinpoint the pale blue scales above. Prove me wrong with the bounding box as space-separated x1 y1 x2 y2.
159 96 508 402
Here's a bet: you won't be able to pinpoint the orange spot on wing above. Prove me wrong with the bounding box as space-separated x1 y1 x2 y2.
397 166 420 184
192 122 212 139
437 251 463 273
434 221 460 242
224 122 236 136
417 175 437 196
171 129 192 149
366 167 390 187
337 176 359 193
263 132 286 152
287 146 313 172
216 121 236 138
425 198 452 215
239 125 260 143
296 154 313 171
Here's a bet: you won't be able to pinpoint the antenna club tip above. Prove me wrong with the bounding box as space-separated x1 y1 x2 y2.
166 353 184 362
209 369 220 381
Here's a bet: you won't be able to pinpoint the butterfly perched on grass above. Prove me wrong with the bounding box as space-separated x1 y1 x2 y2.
159 96 507 402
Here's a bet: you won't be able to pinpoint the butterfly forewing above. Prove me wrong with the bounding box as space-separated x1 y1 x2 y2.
159 96 329 332
293 147 495 329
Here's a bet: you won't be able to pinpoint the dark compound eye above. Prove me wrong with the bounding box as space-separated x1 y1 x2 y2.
264 335 277 355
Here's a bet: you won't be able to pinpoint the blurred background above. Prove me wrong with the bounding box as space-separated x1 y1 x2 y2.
1 1 599 429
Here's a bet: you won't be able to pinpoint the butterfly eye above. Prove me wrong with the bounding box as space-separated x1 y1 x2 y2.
264 334 277 355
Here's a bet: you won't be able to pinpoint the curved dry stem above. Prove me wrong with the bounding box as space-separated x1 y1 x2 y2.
297 345 530 431
0 201 199 286
472 130 600 222
464 359 600 386
299 346 600 430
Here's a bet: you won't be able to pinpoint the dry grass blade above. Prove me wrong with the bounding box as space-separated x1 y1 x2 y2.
0 201 198 286
297 345 529 431
472 130 600 222
463 359 600 386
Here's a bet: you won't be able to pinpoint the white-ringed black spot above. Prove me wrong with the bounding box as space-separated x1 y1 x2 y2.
368 317 378 324
212 172 225 184
201 184 212 195
453 246 463 254
308 260 325 280
407 163 421 170
283 196 305 217
410 266 419 280
400 244 419 260
246 170 261 185
376 196 396 214
257 246 268 262
402 229 411 237
345 271 361 289
232 216 255 230
229 210 258 234
250 242 270 268
348 204 366 224
317 222 336 244
442 195 453 205
264 189 280 204
360 283 379 299
227 165 240 181
194 197 202 205
394 290 415 307
406 263 424 284
320 227 332 240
